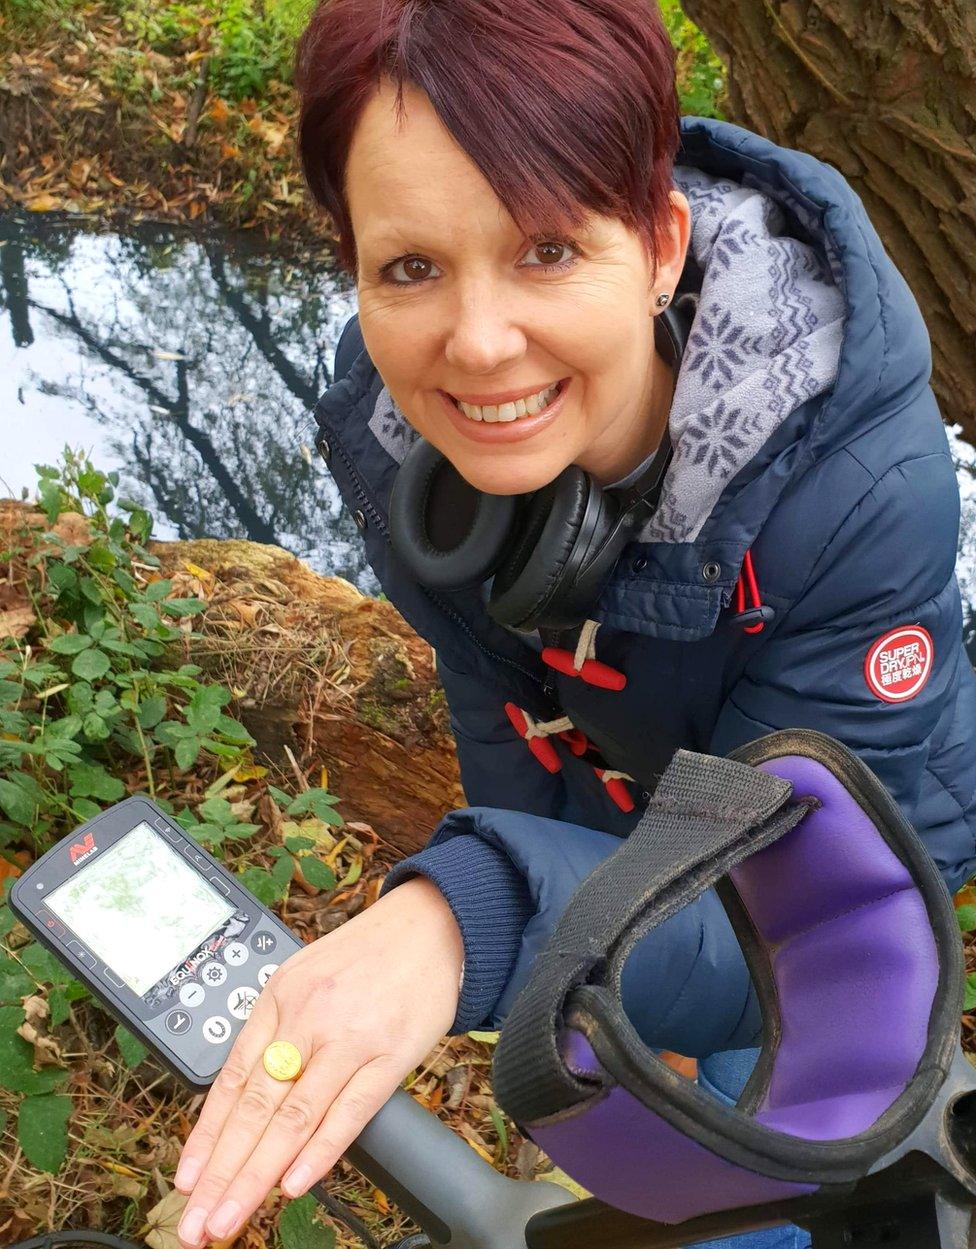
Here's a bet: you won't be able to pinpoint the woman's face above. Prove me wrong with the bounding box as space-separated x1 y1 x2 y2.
345 80 691 496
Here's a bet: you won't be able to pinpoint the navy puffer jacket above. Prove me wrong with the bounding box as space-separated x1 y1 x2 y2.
313 116 976 1057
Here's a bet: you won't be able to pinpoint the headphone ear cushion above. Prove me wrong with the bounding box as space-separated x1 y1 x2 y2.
388 438 519 591
489 466 613 631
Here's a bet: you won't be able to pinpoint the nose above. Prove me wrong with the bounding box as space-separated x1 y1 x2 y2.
443 280 528 376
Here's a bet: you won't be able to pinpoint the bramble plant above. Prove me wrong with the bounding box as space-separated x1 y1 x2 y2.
0 449 341 1173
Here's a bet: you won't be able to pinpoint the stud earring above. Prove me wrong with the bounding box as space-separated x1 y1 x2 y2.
654 292 671 308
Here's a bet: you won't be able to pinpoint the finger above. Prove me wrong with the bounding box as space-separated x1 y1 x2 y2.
174 990 279 1194
201 1045 366 1242
279 1057 402 1199
178 1037 317 1249
177 1009 310 1249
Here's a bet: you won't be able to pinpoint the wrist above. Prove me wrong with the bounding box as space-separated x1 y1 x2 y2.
385 874 464 983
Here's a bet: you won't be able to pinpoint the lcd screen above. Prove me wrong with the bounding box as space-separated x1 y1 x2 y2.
45 821 235 995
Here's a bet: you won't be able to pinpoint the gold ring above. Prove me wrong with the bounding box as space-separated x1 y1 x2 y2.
263 1040 303 1082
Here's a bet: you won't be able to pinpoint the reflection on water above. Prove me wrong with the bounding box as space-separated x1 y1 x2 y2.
0 212 974 661
0 212 375 592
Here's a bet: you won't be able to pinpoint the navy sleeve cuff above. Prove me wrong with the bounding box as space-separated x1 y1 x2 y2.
381 833 534 1033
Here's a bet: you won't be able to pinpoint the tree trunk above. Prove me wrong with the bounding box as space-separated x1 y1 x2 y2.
681 0 976 447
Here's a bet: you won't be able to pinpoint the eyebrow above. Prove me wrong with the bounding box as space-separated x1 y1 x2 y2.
359 215 598 255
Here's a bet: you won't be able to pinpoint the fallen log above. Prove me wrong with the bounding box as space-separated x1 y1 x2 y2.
151 537 465 855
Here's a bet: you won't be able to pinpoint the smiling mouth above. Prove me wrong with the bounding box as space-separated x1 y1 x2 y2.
447 378 568 423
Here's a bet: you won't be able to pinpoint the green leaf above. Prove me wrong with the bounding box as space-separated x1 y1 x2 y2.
966 974 976 1014
129 602 162 631
296 857 336 890
159 597 206 617
47 633 94 655
957 906 976 934
18 1092 72 1173
68 762 125 802
86 544 117 573
144 580 174 601
0 1006 69 1094
237 867 279 905
284 836 316 853
136 693 167 729
488 1100 508 1156
221 821 260 841
184 685 230 733
21 943 71 986
286 790 343 825
71 649 111 681
214 714 255 745
114 1025 148 1069
67 682 94 715
0 778 34 826
198 796 235 826
271 854 295 890
175 736 202 770
0 958 34 1005
278 1193 336 1249
82 712 110 742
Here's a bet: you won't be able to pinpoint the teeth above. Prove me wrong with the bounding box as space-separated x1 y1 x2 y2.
455 382 560 423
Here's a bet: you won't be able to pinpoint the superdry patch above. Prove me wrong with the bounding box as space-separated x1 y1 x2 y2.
864 626 934 703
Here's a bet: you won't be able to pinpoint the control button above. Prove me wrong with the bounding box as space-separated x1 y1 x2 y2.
257 964 279 987
200 961 228 988
222 941 248 967
250 930 277 956
202 1015 232 1044
154 816 181 843
182 844 208 868
209 874 231 896
227 986 259 1021
166 1009 193 1035
44 917 66 938
66 940 96 968
102 967 125 989
179 982 206 1008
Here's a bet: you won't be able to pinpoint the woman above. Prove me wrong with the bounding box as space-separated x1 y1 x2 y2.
173 2 976 1248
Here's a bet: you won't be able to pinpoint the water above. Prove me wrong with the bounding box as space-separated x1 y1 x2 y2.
0 212 374 591
1 212 974 661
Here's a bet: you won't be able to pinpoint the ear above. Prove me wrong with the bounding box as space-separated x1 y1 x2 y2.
649 188 692 294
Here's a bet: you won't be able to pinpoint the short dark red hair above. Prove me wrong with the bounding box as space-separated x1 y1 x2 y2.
295 0 681 278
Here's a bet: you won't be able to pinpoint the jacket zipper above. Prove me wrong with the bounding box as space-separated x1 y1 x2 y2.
323 423 554 702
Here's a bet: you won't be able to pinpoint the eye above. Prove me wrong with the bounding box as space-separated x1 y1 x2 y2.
378 236 580 287
381 256 443 286
520 238 580 271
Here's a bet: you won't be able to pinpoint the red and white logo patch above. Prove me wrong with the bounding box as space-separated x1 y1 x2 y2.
864 626 933 703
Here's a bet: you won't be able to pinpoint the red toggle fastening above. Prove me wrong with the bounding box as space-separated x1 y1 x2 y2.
733 549 766 635
504 702 562 773
594 767 635 813
557 727 590 757
541 647 627 691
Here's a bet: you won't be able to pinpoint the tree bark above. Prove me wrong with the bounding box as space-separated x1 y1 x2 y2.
152 538 465 855
681 0 976 446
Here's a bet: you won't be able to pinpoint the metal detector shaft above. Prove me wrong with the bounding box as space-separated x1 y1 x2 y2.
315 1089 571 1248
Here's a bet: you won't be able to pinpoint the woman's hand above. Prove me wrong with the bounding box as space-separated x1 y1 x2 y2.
173 875 464 1247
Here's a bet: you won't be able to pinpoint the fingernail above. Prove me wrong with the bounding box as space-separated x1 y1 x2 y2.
178 1207 207 1246
208 1199 242 1239
174 1156 202 1191
283 1164 312 1197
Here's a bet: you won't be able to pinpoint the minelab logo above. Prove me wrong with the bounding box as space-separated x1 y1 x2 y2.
864 626 933 704
68 832 97 866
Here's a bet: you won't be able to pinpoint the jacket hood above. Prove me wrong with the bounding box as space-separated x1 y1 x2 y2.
316 116 935 641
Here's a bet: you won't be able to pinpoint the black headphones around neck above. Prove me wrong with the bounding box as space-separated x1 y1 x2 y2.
388 296 694 633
